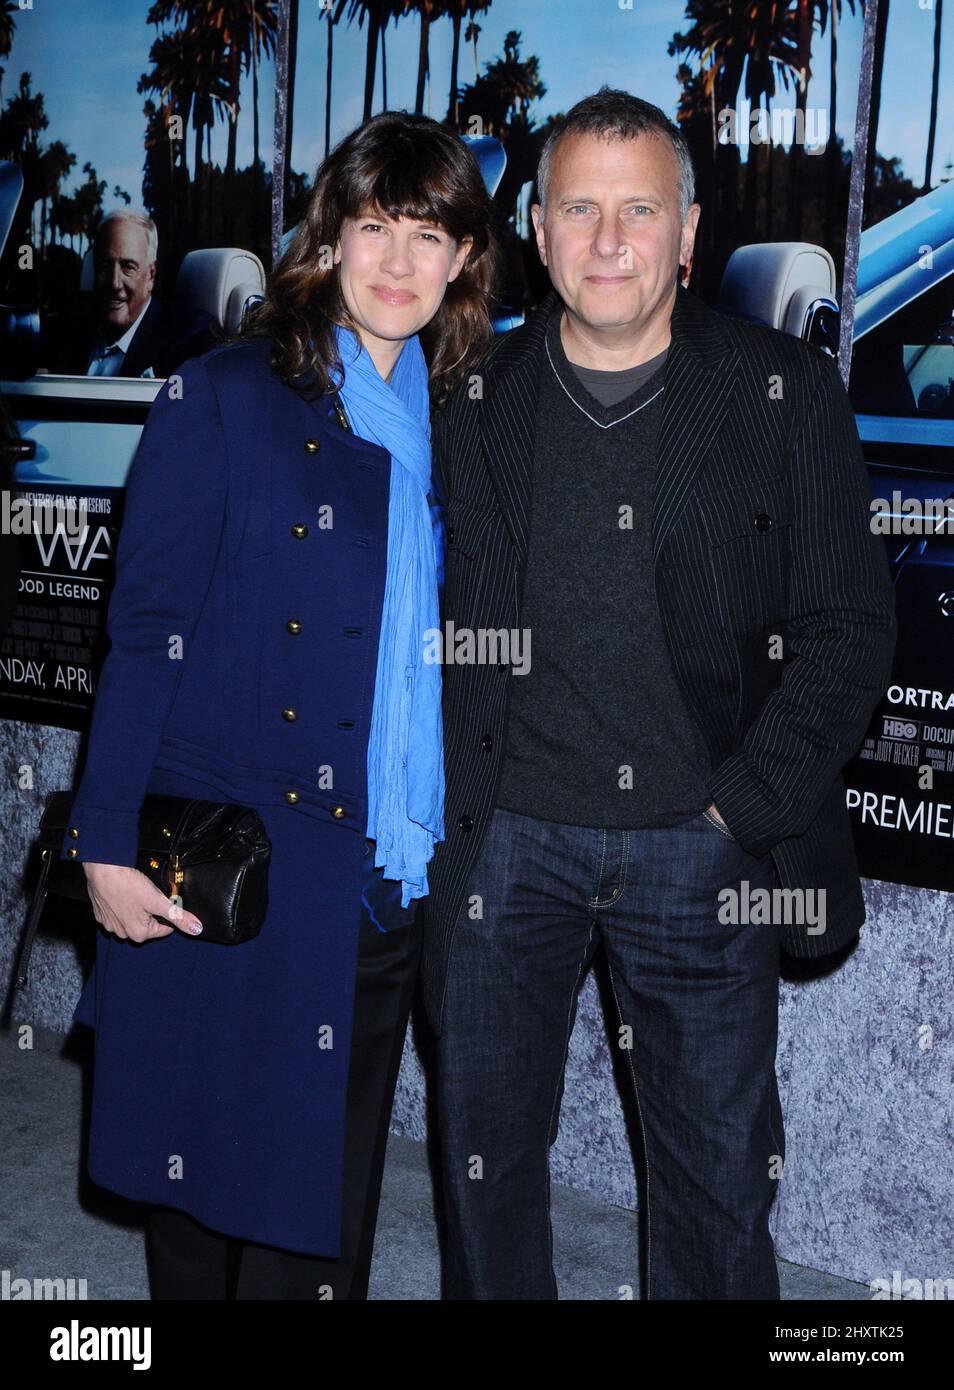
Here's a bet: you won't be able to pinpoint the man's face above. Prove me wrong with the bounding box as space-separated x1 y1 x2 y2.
93 220 156 337
532 132 699 337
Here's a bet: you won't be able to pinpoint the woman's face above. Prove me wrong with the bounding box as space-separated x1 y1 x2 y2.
334 209 472 371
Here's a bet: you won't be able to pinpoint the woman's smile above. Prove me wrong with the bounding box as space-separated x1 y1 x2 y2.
368 284 418 306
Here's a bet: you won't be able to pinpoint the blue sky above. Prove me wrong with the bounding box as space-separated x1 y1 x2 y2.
6 0 951 217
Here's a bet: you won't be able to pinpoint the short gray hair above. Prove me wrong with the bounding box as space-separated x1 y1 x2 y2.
536 87 696 224
96 208 159 262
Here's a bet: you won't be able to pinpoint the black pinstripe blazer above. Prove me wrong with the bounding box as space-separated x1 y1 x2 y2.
421 283 897 1033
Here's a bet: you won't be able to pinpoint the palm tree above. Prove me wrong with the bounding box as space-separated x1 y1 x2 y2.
336 0 384 122
324 0 337 155
670 0 799 250
74 162 108 257
446 1 490 127
465 15 481 77
785 0 826 236
864 0 889 225
377 1 408 112
924 0 943 191
0 70 48 164
147 2 278 235
455 30 544 228
819 0 857 245
37 141 75 253
413 0 449 115
0 0 18 107
378 0 411 111
139 24 228 241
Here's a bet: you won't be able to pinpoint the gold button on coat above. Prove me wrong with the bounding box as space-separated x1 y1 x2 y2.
331 806 346 820
284 790 300 804
67 847 78 858
291 524 308 538
304 438 321 454
282 707 298 722
286 619 302 635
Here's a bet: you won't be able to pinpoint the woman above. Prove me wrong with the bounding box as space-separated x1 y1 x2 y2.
61 112 498 1299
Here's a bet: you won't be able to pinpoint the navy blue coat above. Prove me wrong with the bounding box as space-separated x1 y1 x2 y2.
62 337 393 1255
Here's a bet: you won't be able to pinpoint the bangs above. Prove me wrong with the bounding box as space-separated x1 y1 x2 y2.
342 157 463 238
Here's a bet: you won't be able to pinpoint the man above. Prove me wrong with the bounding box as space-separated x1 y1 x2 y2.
49 209 213 378
423 88 896 1300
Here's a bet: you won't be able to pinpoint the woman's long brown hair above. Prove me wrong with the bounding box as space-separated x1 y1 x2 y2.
242 112 500 405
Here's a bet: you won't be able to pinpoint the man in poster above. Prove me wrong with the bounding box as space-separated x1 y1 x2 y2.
47 209 213 379
424 88 897 1299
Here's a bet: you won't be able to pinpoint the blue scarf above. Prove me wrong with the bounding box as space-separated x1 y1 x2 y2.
335 325 444 907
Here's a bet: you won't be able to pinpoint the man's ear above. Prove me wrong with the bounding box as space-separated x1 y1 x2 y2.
530 204 547 266
679 203 701 271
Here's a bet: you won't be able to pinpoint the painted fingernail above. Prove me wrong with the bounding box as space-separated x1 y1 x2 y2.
190 923 203 935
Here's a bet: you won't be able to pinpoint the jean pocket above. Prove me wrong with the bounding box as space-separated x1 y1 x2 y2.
701 807 736 842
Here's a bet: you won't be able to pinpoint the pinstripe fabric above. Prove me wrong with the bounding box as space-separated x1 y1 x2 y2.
421 284 897 1034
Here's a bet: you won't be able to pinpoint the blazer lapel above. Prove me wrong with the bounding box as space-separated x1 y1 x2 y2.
477 285 740 565
478 295 556 563
652 284 740 561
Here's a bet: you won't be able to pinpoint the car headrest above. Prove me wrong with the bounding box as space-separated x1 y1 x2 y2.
175 248 266 332
719 242 837 338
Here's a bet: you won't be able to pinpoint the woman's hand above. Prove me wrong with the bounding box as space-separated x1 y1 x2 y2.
82 863 204 943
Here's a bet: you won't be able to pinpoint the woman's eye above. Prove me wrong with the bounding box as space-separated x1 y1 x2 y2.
419 231 441 243
361 223 384 233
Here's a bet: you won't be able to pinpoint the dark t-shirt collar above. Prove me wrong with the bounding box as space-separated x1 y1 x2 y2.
544 306 669 423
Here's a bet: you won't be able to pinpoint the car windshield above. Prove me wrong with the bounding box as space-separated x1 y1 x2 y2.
850 278 954 419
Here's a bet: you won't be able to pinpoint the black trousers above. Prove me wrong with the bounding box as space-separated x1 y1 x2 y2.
148 864 423 1300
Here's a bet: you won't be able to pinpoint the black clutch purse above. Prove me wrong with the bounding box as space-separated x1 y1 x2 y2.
15 790 272 989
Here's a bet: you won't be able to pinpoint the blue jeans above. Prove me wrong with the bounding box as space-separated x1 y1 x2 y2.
436 806 784 1300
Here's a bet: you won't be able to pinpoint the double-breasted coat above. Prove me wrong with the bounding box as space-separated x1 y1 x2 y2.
62 337 393 1255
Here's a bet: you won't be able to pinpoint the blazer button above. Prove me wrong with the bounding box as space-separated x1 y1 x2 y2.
282 707 298 721
447 526 456 544
291 523 309 538
331 806 346 820
755 513 773 532
304 438 321 455
67 847 78 858
284 790 300 804
68 826 79 837
286 619 302 634
481 735 493 751
458 814 473 832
